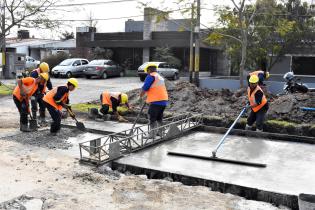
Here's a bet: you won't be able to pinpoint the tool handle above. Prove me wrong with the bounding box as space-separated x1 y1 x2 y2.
129 102 146 134
212 107 247 157
67 108 78 122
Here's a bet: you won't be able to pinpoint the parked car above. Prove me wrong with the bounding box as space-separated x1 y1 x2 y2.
83 59 124 79
51 58 89 78
137 61 179 81
25 56 40 70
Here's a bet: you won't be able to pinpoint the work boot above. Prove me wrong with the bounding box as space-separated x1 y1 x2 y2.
103 114 111 121
156 121 164 137
39 117 48 126
20 124 31 132
144 122 157 139
245 124 252 131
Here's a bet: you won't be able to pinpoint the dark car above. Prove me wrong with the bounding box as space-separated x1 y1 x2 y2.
83 59 124 79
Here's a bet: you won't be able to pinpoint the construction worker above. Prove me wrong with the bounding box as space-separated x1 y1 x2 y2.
100 91 129 122
245 75 269 132
247 70 270 86
43 78 78 135
30 62 53 125
139 64 168 138
13 74 49 132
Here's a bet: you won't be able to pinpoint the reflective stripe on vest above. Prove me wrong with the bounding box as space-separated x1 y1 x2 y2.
13 77 38 101
247 86 267 112
43 86 69 110
102 91 120 107
249 70 264 77
146 72 168 103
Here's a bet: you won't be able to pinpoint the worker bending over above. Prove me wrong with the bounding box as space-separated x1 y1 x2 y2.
100 91 129 122
245 75 269 132
13 74 49 132
247 70 269 86
30 62 53 126
43 78 78 135
140 64 168 138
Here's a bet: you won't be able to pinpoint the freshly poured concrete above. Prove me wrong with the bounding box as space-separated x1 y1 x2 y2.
115 131 315 196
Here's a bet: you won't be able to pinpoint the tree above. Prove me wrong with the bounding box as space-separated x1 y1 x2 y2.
207 0 313 85
92 47 113 59
59 31 74 40
0 0 59 47
152 46 181 68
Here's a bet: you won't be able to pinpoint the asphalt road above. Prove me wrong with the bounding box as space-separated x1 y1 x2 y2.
1 77 143 104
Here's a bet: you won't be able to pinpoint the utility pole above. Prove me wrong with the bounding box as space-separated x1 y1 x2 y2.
189 3 194 83
1 0 5 79
194 0 200 87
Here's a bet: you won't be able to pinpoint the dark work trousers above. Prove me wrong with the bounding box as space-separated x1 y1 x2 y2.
247 105 268 130
13 96 28 125
148 104 166 125
31 93 46 118
100 104 110 115
44 101 61 133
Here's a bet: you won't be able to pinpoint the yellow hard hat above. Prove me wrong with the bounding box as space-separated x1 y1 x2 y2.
39 62 49 73
39 73 49 81
120 93 128 104
144 64 158 73
265 72 270 79
249 75 259 83
67 78 78 88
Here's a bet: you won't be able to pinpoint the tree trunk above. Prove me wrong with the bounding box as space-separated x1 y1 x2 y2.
239 25 247 88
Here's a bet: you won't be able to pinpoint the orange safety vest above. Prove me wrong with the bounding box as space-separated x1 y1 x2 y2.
43 86 69 110
102 91 120 107
146 72 168 103
32 68 47 93
249 70 264 77
247 86 267 112
13 77 38 101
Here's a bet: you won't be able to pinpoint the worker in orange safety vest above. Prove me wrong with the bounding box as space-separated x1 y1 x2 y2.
139 64 168 138
245 75 269 132
13 74 49 132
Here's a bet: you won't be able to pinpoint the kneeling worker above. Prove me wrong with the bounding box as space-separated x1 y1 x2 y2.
43 78 78 135
245 75 269 132
139 64 168 138
13 74 49 132
100 91 129 122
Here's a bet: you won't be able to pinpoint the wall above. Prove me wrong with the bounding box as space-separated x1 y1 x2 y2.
269 56 291 75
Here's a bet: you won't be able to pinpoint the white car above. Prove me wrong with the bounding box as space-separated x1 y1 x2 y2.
52 58 89 78
137 61 180 81
25 56 40 70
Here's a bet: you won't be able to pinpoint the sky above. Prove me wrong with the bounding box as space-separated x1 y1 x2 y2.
8 0 313 40
9 0 231 39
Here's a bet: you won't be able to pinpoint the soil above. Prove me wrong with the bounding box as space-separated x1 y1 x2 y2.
125 80 315 124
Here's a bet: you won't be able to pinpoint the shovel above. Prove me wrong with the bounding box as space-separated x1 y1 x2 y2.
67 107 86 131
25 97 38 131
128 102 146 136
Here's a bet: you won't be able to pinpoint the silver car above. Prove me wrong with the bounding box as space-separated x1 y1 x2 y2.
137 61 179 81
52 58 89 78
83 59 124 79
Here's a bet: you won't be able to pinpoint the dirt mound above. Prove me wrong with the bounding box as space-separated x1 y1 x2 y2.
127 80 314 124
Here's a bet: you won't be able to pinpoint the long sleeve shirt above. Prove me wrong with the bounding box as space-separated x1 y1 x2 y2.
142 74 168 106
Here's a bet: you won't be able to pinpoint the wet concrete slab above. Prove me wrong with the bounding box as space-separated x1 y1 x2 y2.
114 131 315 196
